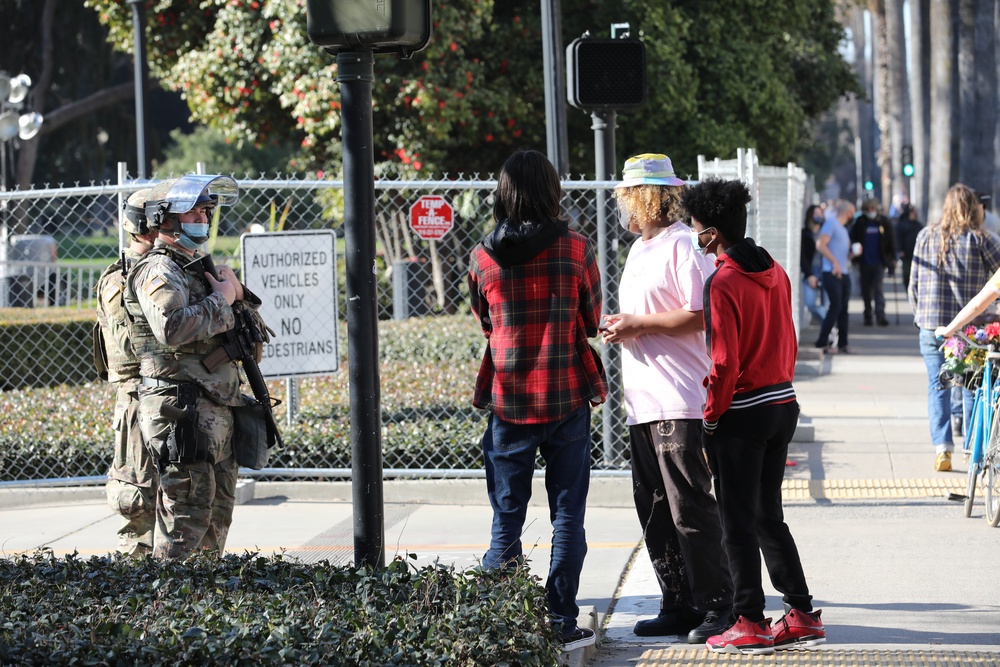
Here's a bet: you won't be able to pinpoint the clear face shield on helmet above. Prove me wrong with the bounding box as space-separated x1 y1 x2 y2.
145 175 240 250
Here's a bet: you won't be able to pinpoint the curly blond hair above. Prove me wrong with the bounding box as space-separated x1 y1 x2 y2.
614 184 686 229
937 183 985 265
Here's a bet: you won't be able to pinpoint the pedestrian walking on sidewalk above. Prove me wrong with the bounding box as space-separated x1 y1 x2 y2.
468 149 608 652
601 154 733 644
894 203 922 291
682 179 825 656
814 200 856 354
800 205 829 326
909 183 1000 472
850 198 896 327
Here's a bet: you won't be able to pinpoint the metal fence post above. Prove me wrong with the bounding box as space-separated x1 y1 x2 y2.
592 111 623 466
286 377 298 427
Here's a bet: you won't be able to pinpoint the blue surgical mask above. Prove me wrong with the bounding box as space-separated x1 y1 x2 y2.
813 214 824 224
178 222 211 250
689 229 707 255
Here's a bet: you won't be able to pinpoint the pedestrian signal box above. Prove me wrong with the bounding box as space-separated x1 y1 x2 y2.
566 37 646 111
306 0 431 57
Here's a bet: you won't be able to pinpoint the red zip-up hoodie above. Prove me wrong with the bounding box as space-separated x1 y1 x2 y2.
702 238 798 432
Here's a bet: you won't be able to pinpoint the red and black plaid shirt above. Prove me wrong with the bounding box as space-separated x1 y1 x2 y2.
469 230 608 424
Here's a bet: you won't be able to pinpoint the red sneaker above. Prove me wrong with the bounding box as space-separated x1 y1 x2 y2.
705 616 774 655
773 608 826 649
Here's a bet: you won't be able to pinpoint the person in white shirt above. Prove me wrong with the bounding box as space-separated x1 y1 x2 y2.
602 153 733 644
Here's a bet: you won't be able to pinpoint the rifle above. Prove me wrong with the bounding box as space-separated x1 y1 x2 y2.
191 253 284 449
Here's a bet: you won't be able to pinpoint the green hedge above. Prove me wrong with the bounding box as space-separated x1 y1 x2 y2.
0 551 561 666
0 308 99 391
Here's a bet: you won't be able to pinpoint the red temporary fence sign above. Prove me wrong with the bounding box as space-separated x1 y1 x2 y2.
409 195 454 240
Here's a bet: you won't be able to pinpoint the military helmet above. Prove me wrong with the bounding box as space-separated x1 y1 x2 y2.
144 174 239 229
121 188 153 235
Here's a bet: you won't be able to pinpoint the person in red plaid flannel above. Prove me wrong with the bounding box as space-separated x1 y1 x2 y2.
468 149 608 652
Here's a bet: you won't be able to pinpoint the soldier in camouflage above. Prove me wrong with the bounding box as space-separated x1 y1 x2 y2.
123 174 257 559
95 186 162 555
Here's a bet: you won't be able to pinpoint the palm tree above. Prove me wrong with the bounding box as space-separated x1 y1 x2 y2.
909 0 931 219
928 0 954 223
871 0 892 203
849 4 875 204
885 0 910 206
959 0 995 195
995 1 1000 205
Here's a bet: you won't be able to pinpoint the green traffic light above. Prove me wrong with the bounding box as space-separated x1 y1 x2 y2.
903 164 914 177
864 181 874 191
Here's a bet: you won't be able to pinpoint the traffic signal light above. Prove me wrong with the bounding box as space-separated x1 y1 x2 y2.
864 180 874 192
306 0 431 57
566 37 646 110
901 145 914 177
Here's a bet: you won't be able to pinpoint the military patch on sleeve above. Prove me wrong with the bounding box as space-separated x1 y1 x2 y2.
144 275 167 297
102 283 122 303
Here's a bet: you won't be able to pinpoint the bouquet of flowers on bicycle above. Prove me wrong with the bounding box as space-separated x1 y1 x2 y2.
939 322 1000 389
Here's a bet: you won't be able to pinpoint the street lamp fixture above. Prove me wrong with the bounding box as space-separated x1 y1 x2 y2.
1 71 44 284
0 72 44 189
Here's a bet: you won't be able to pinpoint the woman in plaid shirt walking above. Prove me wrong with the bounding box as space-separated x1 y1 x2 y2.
909 184 1000 471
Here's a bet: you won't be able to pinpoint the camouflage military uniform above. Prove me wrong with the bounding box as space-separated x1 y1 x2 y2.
96 248 157 554
123 240 255 559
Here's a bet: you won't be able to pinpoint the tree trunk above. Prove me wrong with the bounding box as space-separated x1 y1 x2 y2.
871 0 893 205
995 1 1000 206
853 6 875 205
970 0 996 195
957 0 977 186
885 0 910 204
928 0 954 224
909 0 932 219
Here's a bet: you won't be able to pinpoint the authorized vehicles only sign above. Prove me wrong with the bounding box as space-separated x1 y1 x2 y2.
240 230 339 378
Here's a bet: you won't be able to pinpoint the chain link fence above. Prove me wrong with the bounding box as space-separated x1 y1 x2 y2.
0 151 808 483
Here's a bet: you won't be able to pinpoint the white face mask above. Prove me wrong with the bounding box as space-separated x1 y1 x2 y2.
864 211 877 220
617 200 637 233
689 227 715 255
688 230 705 254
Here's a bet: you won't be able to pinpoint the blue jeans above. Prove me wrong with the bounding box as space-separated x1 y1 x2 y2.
918 329 971 452
802 277 829 323
482 405 591 634
816 271 850 349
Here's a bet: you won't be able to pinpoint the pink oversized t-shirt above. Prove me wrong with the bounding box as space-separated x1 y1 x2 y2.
618 222 716 425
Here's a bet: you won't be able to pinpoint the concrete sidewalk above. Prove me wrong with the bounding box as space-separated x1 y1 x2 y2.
2 283 1000 666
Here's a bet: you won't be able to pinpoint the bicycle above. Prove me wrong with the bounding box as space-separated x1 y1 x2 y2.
985 429 1000 526
941 332 1000 524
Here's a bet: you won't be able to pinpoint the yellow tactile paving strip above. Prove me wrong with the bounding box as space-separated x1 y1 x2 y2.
781 478 966 500
637 648 1000 667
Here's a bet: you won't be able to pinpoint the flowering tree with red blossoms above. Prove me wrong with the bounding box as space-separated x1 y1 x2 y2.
86 0 857 179
86 0 546 177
